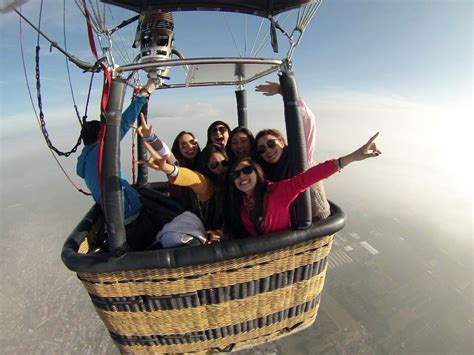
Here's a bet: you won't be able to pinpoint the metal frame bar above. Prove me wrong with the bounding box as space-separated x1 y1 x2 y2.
118 57 282 72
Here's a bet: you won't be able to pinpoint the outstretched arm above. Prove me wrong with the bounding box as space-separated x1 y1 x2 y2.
140 141 214 202
337 132 382 168
133 113 177 166
119 79 158 139
256 81 316 162
274 133 382 206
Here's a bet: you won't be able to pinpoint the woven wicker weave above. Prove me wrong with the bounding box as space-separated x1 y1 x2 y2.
77 234 333 353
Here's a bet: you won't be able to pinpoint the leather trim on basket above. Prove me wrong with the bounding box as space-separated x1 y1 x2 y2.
109 295 320 347
88 257 327 312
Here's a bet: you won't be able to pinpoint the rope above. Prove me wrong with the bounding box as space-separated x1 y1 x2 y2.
105 6 133 64
244 16 248 56
131 126 136 184
82 0 111 113
13 9 98 72
224 13 242 57
82 0 111 212
19 10 90 196
83 72 95 123
63 0 82 126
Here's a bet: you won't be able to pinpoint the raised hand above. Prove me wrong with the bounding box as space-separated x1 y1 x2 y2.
138 141 174 174
255 81 281 96
137 113 153 138
339 132 381 168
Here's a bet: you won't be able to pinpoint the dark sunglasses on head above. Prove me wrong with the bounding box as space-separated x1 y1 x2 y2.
209 159 229 170
230 165 255 180
180 139 198 149
256 139 278 154
211 126 228 135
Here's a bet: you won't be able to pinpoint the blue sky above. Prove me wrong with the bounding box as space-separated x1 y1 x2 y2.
0 0 471 114
0 0 472 245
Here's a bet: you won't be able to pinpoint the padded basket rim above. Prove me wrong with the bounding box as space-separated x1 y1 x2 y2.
62 200 345 273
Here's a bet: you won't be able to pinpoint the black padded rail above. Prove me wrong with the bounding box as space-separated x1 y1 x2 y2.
87 256 327 312
61 188 345 273
109 295 320 347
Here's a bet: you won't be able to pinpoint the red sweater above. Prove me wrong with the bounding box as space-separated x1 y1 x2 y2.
241 159 338 236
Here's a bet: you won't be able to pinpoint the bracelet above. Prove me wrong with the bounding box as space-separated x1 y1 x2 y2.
337 158 344 170
167 165 178 177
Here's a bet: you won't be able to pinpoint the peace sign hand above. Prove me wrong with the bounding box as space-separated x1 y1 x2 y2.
138 141 175 175
130 113 154 139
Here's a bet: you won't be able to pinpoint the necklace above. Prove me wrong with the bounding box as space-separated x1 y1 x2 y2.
244 194 255 212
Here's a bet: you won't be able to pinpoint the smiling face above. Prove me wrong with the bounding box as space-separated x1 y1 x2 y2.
256 134 285 164
179 133 199 159
232 161 257 195
210 125 229 148
207 152 229 176
231 132 251 159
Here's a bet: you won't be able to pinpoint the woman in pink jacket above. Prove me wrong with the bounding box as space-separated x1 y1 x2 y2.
227 133 381 236
255 81 331 221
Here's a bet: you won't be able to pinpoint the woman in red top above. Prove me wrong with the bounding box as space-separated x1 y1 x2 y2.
227 133 381 236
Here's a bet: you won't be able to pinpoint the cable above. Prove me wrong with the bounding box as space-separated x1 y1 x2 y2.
19 10 90 196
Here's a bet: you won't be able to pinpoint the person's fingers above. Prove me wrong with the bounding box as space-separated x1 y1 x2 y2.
143 141 162 160
366 132 379 145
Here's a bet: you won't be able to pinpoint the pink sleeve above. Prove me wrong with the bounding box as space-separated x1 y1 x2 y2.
298 98 316 165
272 159 338 206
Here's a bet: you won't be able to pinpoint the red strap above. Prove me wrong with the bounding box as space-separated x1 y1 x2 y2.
97 123 107 212
82 0 113 209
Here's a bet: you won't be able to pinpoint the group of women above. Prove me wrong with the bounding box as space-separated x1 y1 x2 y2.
136 81 381 247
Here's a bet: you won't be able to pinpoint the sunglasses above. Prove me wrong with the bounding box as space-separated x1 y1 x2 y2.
230 165 255 180
180 139 198 149
256 139 279 154
211 126 228 135
209 159 229 170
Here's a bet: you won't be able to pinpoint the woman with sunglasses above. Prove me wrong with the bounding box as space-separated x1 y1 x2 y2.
206 120 231 148
141 141 230 236
226 126 255 162
227 133 381 236
134 115 202 213
255 81 331 221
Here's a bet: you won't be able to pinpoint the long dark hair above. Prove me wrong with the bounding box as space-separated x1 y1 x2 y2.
227 158 267 236
171 131 201 169
254 128 290 182
206 120 231 146
226 126 255 162
198 143 229 186
80 120 101 145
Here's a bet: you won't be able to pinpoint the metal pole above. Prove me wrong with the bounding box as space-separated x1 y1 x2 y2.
235 88 248 127
103 77 128 256
279 68 312 230
136 101 149 186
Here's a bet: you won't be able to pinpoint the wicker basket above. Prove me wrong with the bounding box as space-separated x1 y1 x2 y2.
77 234 333 353
63 198 345 353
